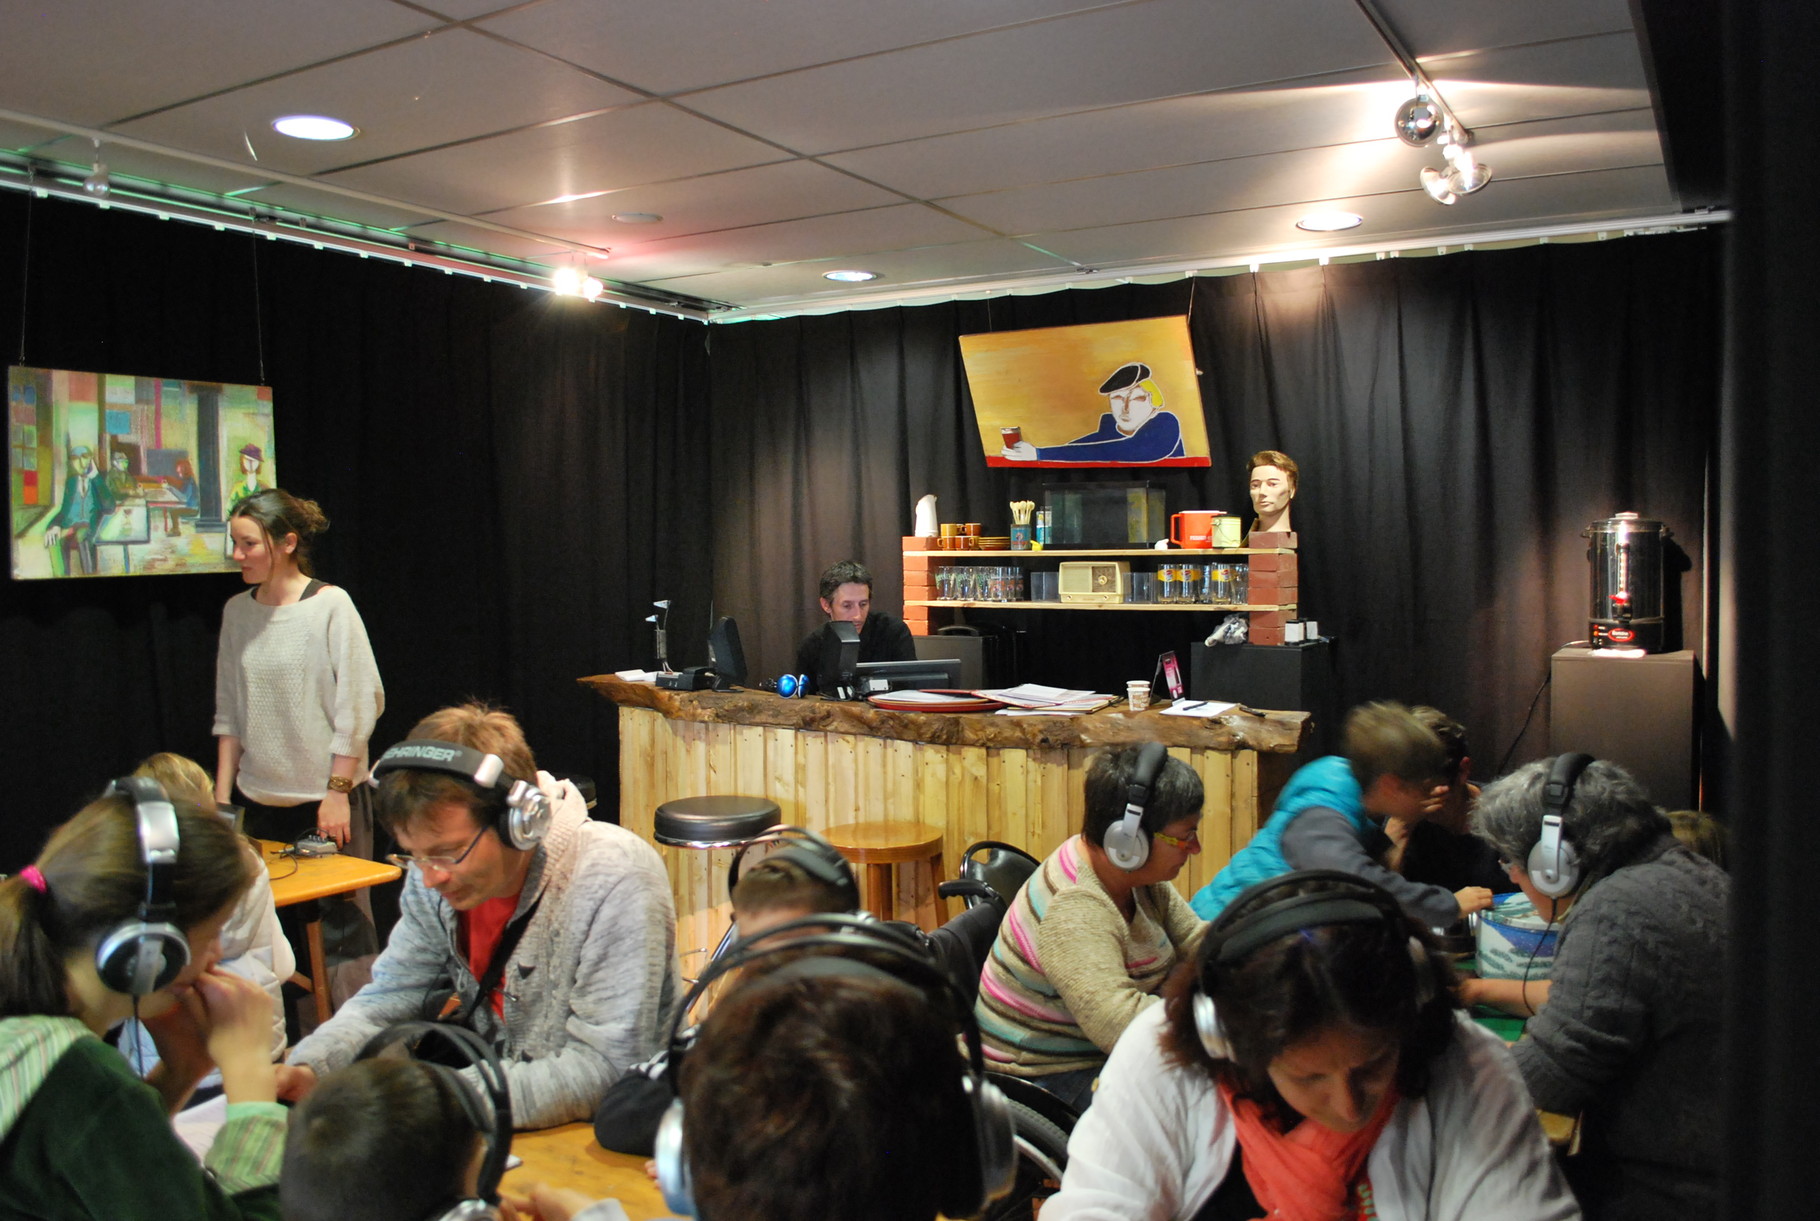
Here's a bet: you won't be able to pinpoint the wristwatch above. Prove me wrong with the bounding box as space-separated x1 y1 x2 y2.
325 774 357 793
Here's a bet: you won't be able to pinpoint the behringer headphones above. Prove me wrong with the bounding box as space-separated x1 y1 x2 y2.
725 824 861 914
370 740 552 850
95 776 190 996
652 913 1015 1219
355 1021 513 1221
1102 741 1169 872
1191 870 1437 1061
1527 752 1593 899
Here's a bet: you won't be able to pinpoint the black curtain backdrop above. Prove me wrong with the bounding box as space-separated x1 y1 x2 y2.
709 233 1719 781
0 193 711 869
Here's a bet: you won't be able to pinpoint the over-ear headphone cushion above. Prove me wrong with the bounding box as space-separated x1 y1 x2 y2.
94 920 189 994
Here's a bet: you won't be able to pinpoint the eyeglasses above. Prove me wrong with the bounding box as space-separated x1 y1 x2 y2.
387 825 489 873
1152 828 1200 851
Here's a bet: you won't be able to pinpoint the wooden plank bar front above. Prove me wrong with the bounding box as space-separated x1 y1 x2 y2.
581 675 1306 934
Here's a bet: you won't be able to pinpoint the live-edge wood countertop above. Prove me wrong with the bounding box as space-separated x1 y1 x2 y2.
579 675 1308 754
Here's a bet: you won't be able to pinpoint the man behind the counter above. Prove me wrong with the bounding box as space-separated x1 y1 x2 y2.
794 559 916 691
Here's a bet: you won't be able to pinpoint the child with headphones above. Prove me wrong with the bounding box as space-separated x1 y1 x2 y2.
1042 871 1575 1221
974 742 1207 1111
1472 756 1727 1220
0 780 285 1220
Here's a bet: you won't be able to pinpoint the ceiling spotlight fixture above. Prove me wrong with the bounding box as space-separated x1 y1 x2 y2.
1393 95 1442 146
82 138 110 197
551 264 605 300
824 269 878 283
1419 126 1493 206
1296 210 1364 232
611 212 662 224
272 114 359 141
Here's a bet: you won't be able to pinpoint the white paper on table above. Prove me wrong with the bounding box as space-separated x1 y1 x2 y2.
174 1093 228 1162
872 690 985 706
613 669 658 683
1159 699 1238 718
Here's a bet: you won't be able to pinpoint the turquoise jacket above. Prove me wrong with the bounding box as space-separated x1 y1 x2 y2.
1189 755 1370 919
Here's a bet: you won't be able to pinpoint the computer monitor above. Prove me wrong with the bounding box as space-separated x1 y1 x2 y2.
708 616 747 687
854 658 962 695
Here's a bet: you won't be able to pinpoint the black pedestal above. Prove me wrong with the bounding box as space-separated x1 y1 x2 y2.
1190 640 1338 757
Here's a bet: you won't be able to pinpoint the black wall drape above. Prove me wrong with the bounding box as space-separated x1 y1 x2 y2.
0 193 711 869
708 234 1719 778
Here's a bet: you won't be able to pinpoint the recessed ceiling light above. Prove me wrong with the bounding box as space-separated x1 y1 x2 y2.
824 269 878 282
1296 211 1364 232
611 212 662 224
272 115 358 141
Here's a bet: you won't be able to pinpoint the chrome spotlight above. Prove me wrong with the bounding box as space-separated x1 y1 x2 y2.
1394 96 1443 146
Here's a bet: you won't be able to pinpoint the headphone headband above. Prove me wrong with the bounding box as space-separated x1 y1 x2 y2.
371 739 552 851
356 1021 513 1211
725 825 859 913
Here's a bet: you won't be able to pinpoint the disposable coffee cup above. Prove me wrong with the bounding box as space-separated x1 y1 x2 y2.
1126 681 1152 711
1000 425 1023 447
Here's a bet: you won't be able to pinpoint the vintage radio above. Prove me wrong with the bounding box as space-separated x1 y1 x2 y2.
1058 560 1130 603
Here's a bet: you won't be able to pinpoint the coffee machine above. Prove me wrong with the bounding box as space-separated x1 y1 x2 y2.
1583 512 1670 652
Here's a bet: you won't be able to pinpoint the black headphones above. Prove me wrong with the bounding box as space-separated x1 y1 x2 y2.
1191 870 1437 1060
1102 741 1169 872
95 776 190 996
653 914 1014 1219
355 1021 513 1221
725 824 860 913
370 740 551 850
1528 752 1593 899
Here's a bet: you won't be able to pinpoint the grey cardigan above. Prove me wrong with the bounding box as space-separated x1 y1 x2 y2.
290 778 678 1128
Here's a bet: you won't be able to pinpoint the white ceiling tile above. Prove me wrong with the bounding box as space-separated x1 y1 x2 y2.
1429 32 1652 129
1374 0 1635 57
679 0 1390 155
0 0 435 126
322 102 790 215
112 29 643 175
234 183 441 231
483 160 911 247
639 238 1074 304
478 0 1125 95
596 203 998 282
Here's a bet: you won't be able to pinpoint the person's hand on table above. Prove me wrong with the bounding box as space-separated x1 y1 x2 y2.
275 1062 320 1102
316 789 352 846
1454 885 1494 917
500 1183 627 1221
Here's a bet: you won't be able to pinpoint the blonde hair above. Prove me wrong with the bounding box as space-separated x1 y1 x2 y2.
134 753 214 810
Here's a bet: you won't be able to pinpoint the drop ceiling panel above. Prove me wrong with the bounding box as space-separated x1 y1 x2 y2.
640 238 1073 304
1376 0 1635 58
1427 32 1651 126
822 67 1402 201
1033 164 1674 267
485 159 908 247
0 0 434 127
595 203 996 282
479 0 1123 96
322 102 790 215
679 0 1392 155
114 29 643 175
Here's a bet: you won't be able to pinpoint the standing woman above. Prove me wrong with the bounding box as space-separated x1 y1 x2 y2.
0 782 285 1218
214 489 384 852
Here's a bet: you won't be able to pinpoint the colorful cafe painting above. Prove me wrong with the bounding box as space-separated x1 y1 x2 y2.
8 365 276 580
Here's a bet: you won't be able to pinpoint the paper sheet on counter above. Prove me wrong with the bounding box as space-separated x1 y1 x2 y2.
1159 699 1238 717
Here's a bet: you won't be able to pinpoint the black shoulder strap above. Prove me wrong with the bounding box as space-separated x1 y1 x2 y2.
299 578 326 600
454 894 545 1024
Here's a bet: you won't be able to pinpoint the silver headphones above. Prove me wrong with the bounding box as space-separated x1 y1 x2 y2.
94 776 190 996
1191 871 1437 1061
370 740 551 850
1102 742 1169 872
1527 752 1593 899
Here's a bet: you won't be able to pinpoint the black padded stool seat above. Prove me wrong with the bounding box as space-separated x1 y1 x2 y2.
653 795 781 848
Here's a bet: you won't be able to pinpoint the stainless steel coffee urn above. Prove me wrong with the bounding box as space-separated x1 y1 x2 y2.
1583 512 1670 651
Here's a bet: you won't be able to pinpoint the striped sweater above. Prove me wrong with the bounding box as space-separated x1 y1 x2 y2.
974 835 1204 1077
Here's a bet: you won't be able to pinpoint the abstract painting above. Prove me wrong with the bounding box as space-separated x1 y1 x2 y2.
8 365 276 580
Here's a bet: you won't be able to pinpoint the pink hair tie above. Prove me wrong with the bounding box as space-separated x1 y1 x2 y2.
19 865 47 893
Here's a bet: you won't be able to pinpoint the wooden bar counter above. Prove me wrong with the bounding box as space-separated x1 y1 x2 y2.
581 675 1307 948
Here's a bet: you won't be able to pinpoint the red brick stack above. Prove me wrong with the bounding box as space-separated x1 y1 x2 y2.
1246 532 1298 645
902 536 936 635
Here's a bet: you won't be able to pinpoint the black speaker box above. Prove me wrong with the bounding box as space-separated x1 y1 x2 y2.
1189 640 1337 757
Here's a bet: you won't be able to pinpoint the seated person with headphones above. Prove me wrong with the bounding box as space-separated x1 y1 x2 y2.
1471 756 1728 1221
1190 702 1496 927
1043 872 1576 1221
277 701 678 1129
975 743 1207 1111
0 778 284 1220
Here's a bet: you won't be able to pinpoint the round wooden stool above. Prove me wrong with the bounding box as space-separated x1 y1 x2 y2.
823 819 948 930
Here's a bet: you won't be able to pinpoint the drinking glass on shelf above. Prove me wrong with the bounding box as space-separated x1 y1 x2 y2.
1159 562 1177 604
1232 563 1249 605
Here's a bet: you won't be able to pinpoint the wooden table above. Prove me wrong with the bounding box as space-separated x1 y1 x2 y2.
257 839 402 1024
504 1123 671 1218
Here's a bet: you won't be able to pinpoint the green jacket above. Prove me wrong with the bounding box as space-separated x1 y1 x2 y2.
0 1015 284 1220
